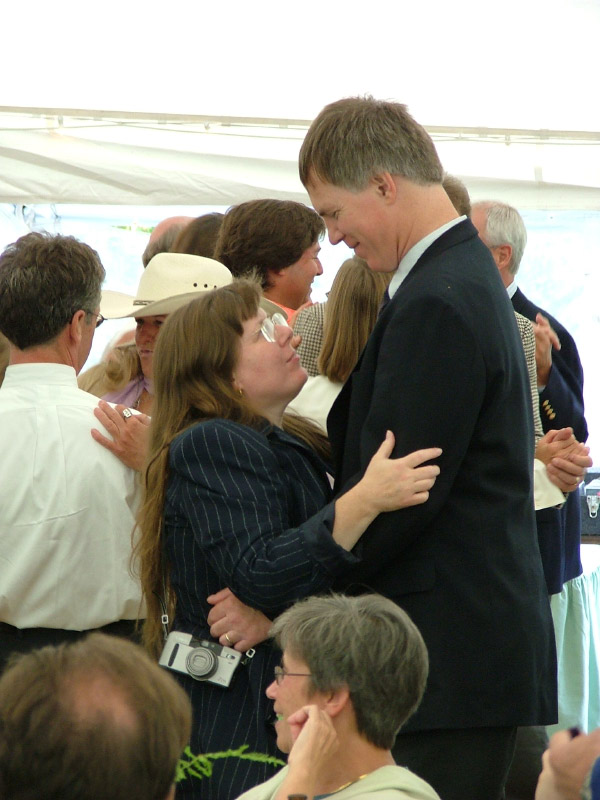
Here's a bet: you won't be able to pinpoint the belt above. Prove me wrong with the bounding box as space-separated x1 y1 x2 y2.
0 619 138 638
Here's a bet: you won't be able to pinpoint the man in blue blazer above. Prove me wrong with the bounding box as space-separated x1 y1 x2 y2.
299 97 557 800
471 200 587 595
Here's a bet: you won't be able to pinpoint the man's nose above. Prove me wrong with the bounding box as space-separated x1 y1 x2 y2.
326 221 343 246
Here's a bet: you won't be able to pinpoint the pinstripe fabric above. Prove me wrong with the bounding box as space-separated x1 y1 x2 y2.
514 311 543 440
164 419 358 800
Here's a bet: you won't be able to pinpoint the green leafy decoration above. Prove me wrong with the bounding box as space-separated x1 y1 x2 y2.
176 744 285 783
113 224 155 233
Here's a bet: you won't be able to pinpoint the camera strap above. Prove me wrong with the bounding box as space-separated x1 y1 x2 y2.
156 521 257 664
240 648 256 665
155 518 170 642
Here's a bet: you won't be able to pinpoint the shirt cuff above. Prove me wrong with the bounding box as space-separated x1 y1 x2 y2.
534 458 565 510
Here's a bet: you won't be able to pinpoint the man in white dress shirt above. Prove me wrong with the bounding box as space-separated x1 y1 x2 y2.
0 232 141 668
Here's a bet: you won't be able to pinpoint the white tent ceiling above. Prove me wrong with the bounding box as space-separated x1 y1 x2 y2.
1 0 599 209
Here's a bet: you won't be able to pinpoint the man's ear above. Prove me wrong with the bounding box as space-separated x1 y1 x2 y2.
370 172 397 204
269 267 288 286
495 243 513 272
68 309 87 346
323 685 351 719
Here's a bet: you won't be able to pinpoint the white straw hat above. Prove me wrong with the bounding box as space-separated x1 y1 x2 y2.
101 252 233 318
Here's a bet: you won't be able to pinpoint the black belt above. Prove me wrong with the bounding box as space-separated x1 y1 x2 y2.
0 619 138 638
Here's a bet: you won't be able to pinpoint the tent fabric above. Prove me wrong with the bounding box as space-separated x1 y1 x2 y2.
1 109 599 209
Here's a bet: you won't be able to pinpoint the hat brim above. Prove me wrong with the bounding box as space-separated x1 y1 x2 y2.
101 290 208 319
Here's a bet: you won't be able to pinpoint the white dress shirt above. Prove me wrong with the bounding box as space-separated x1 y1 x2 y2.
533 459 565 510
0 363 142 629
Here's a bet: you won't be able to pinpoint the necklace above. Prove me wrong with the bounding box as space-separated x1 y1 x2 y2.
323 773 368 796
133 387 153 412
133 389 145 410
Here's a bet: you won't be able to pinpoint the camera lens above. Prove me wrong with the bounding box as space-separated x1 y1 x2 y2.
186 647 218 679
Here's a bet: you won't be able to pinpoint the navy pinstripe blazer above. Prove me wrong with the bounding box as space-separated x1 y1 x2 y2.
163 418 358 800
165 418 357 631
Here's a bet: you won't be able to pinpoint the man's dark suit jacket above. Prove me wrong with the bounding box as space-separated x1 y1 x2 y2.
329 219 557 732
512 287 586 594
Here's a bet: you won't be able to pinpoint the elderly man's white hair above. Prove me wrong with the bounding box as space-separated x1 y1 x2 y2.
472 200 528 275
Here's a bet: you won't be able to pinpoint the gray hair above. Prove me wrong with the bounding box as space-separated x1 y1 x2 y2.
472 201 528 275
299 96 443 191
271 593 428 749
0 232 105 350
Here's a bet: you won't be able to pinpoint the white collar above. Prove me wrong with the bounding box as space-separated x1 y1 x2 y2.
3 362 78 387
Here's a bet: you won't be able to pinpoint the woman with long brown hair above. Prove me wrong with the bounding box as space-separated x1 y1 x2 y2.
137 280 441 800
289 256 391 431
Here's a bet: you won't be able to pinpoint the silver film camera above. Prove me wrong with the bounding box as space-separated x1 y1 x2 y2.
159 631 242 688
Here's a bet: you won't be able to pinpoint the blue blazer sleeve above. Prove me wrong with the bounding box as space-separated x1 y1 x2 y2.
168 420 358 614
539 332 587 441
512 288 587 442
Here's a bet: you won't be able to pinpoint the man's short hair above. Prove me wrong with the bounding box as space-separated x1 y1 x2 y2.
472 200 528 275
0 232 105 349
442 173 471 217
271 594 428 750
0 633 191 800
213 199 325 290
299 96 443 190
142 224 188 268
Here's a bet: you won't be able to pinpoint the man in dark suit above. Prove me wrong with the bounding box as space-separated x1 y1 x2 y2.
299 97 557 800
471 200 587 595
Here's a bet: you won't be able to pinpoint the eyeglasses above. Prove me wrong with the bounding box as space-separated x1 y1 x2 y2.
260 313 290 343
273 665 312 685
87 311 106 328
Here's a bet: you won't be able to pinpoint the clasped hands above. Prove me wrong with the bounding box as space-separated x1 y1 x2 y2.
535 427 591 494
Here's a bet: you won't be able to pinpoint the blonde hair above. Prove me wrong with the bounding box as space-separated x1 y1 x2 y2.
103 342 142 390
319 258 390 383
136 280 328 656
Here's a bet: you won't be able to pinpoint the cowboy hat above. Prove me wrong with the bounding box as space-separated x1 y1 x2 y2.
101 252 232 318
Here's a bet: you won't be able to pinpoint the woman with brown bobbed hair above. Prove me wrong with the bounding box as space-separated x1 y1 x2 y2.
136 280 441 800
288 256 391 431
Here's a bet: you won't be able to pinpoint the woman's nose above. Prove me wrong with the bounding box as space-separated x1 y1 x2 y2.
275 323 293 346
